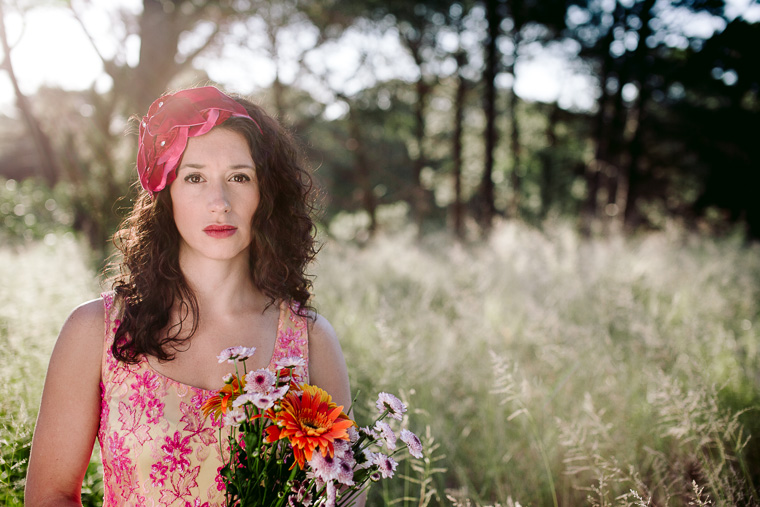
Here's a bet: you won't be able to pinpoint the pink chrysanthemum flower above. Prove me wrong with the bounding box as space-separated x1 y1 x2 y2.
376 392 406 420
232 393 253 408
287 481 313 507
332 439 352 460
223 409 246 427
308 452 339 482
250 393 275 411
269 385 290 401
374 420 397 450
217 346 256 363
400 429 423 459
337 459 355 486
356 448 376 470
372 453 398 479
347 425 360 442
276 356 306 369
325 481 337 507
245 369 276 393
360 425 379 440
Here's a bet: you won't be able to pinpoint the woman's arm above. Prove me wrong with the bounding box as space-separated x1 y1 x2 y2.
308 314 366 507
25 299 105 507
308 314 353 413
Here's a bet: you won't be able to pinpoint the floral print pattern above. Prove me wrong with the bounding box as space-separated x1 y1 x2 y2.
99 292 309 506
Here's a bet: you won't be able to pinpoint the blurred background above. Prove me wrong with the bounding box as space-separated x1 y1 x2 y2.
1 0 760 506
1 0 758 248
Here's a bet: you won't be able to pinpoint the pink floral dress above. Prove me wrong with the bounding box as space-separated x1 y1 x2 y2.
98 291 309 507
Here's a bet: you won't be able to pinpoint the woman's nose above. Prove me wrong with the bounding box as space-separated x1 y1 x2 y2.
208 184 231 213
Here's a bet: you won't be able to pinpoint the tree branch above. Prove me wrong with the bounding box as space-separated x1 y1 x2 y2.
0 2 61 184
68 0 121 79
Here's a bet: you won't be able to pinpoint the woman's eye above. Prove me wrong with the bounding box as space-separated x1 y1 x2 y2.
185 174 203 184
230 174 252 183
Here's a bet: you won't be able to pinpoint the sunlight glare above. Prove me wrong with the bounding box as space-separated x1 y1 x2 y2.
4 8 103 97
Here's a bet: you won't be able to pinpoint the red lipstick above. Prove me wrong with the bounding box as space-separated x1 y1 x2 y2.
203 225 237 238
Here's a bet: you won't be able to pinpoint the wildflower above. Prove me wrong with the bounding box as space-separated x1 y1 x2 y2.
360 426 379 440
325 481 337 507
399 429 423 459
336 459 355 486
201 376 244 418
288 481 313 507
250 393 276 411
223 409 247 427
376 392 406 420
232 394 256 409
374 420 396 450
217 346 256 364
275 356 306 369
269 385 290 401
372 453 398 479
245 369 276 393
233 393 276 411
308 452 339 482
355 448 376 470
265 384 354 469
332 439 352 460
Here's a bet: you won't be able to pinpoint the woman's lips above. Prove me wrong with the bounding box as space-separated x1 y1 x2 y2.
203 225 237 238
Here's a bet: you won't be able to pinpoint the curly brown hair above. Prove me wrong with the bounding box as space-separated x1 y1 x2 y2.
110 96 318 363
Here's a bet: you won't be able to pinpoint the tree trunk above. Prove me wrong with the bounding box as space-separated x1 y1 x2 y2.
506 19 522 218
541 102 560 218
453 51 467 238
480 0 501 230
347 107 377 235
134 0 185 112
403 36 432 233
623 0 656 229
0 3 61 185
582 2 622 232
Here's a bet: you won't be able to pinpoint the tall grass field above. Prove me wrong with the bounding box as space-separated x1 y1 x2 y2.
2 222 759 506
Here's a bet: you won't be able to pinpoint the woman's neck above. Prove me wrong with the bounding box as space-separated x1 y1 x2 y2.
177 250 265 318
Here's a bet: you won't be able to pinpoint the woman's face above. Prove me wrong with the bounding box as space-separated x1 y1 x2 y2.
170 127 260 265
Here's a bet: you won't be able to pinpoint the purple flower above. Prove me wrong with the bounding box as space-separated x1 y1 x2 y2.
275 356 306 369
372 453 398 479
245 369 275 393
374 420 397 450
376 392 406 420
217 346 256 364
222 409 246 427
308 452 339 482
400 429 423 459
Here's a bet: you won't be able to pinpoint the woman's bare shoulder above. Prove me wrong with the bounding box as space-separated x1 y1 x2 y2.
63 298 106 334
25 298 106 505
307 311 339 346
54 298 107 355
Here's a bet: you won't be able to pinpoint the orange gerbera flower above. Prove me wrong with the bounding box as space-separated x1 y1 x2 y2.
264 384 354 469
202 376 245 419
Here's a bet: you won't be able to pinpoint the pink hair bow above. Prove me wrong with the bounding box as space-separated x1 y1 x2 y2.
136 86 262 194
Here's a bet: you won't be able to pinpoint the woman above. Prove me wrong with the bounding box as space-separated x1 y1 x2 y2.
25 86 355 506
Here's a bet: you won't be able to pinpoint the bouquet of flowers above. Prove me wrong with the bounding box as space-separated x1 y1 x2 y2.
202 346 424 507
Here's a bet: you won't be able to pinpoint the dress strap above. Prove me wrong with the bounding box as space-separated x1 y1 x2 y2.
270 301 310 383
100 290 123 378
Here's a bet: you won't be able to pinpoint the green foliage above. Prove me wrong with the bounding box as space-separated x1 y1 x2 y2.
3 223 759 505
0 177 75 244
0 236 101 505
314 220 760 505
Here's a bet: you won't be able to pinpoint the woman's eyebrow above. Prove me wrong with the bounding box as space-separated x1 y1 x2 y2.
177 163 255 170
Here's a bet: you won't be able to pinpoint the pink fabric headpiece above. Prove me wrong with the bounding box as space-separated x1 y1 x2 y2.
137 86 263 194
